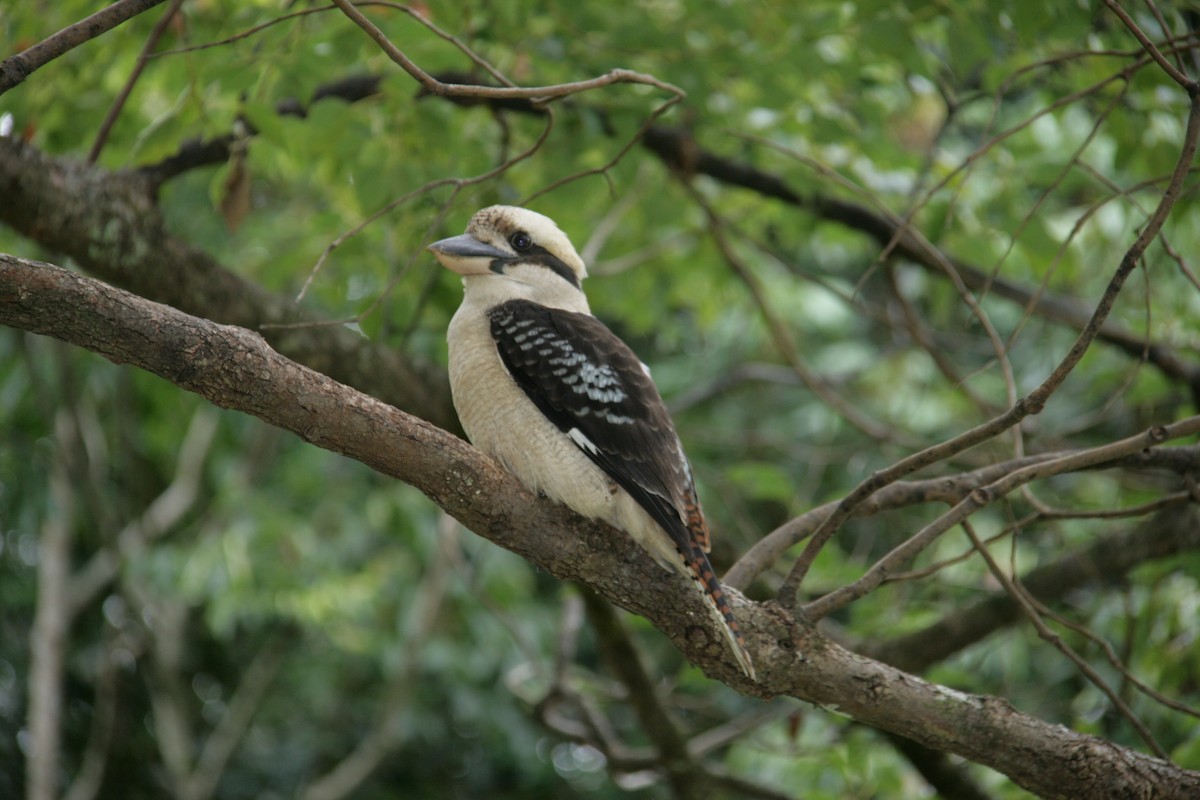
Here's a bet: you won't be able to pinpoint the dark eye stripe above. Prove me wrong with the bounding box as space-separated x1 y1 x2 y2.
525 244 580 288
485 240 581 288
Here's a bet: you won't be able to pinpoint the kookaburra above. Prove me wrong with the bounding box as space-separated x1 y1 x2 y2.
430 205 755 680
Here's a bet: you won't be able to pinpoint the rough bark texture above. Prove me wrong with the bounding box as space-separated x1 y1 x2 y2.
3 253 1198 800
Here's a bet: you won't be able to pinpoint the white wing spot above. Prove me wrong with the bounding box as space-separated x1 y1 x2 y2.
577 361 626 403
567 427 599 455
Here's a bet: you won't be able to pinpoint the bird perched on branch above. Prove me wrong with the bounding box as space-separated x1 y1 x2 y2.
430 205 755 680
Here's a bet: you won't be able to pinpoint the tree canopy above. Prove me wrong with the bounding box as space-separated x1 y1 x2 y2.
2 2 1199 798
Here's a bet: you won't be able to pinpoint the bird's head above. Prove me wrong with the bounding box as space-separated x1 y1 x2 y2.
429 206 589 311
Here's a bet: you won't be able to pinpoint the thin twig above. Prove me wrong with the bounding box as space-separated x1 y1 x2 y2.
299 512 458 800
689 187 915 446
26 410 77 800
0 0 167 95
803 415 1200 618
581 590 727 799
1024 589 1200 720
864 508 1200 674
87 0 184 163
1105 0 1197 90
961 520 1168 758
330 0 683 101
61 627 124 800
779 89 1200 608
883 266 998 415
184 635 288 800
725 443 1200 591
68 407 220 615
291 106 556 306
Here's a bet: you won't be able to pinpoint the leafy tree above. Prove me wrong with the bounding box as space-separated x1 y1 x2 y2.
2 1 1200 798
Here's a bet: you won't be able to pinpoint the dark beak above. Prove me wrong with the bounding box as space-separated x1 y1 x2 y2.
427 234 510 275
427 233 511 259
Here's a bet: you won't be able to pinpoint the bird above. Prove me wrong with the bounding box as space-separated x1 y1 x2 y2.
429 205 755 680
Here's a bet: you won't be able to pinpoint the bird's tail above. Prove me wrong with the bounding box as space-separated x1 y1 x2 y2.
681 542 756 680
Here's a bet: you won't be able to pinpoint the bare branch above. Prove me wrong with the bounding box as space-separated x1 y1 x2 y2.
961 521 1167 758
864 508 1200 673
804 415 1200 618
726 446 1200 591
87 0 184 163
61 629 124 800
184 635 288 800
782 90 1200 607
330 0 684 101
144 598 195 791
0 0 167 96
1105 0 1198 90
726 454 1061 589
299 514 458 800
69 407 219 616
26 410 77 800
581 591 706 798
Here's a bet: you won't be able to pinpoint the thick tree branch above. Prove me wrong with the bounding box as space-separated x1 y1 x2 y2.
4 254 1200 799
0 253 745 677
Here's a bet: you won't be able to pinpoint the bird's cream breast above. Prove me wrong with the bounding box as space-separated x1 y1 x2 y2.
447 302 617 521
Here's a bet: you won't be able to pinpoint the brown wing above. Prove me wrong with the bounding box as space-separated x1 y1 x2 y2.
488 299 702 553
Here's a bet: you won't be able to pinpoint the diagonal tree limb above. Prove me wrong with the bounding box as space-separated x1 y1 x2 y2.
4 253 1200 799
0 0 167 96
330 0 683 102
724 448 1200 591
803 414 1200 619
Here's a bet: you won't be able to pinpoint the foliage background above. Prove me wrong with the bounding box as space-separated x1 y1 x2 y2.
2 1 1199 798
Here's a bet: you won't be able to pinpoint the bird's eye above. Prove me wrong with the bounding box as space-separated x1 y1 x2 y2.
510 231 533 252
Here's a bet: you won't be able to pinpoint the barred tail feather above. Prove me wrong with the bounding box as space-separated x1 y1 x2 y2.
682 544 756 680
